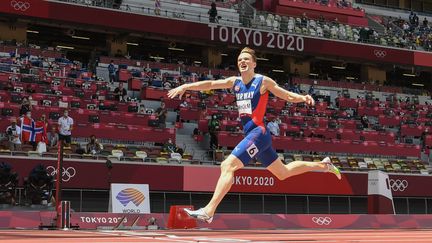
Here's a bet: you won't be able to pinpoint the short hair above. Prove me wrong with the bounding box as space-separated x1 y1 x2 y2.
240 47 257 62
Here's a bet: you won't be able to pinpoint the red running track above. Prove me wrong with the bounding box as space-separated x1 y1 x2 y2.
2 229 432 243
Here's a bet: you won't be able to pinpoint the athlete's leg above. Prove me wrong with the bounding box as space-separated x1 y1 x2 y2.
185 128 263 222
184 154 244 223
267 158 323 180
203 155 244 216
267 157 341 180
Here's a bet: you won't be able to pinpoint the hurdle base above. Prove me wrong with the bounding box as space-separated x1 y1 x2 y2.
167 205 197 229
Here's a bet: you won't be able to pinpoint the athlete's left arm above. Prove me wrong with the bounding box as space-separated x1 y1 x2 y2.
263 77 315 105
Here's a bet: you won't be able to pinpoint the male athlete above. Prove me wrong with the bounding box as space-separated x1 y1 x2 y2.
168 47 341 223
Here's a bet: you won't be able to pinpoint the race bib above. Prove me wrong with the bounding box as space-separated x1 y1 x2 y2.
237 99 252 115
246 143 259 158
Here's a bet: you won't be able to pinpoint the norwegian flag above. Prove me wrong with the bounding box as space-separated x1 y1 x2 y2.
21 117 45 143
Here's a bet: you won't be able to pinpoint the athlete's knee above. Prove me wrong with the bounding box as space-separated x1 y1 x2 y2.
220 160 236 173
220 158 242 173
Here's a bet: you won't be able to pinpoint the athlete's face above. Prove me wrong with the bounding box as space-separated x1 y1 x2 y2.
237 53 256 73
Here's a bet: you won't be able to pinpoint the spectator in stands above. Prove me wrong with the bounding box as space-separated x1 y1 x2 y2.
208 2 218 23
155 0 161 15
25 84 35 94
337 0 349 8
409 11 414 24
208 115 220 149
179 100 190 108
156 102 167 128
19 97 32 117
39 114 48 144
58 110 74 147
292 83 301 94
301 13 308 27
20 111 38 150
114 83 127 102
163 138 183 155
361 115 369 129
86 135 102 155
268 118 280 136
413 14 419 27
402 22 410 32
91 90 100 100
299 129 305 138
46 127 58 148
138 104 146 114
308 85 315 96
193 128 200 136
98 101 107 111
317 14 326 24
6 117 21 151
423 18 428 27
108 60 116 83
39 114 47 127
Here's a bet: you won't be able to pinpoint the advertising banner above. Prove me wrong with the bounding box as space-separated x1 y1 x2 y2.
110 183 150 214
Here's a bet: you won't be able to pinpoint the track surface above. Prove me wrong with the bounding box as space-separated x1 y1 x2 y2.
2 229 432 242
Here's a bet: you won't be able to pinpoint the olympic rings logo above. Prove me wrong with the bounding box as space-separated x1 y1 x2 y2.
374 50 387 58
389 179 408 192
312 216 332 225
10 0 30 11
46 166 76 182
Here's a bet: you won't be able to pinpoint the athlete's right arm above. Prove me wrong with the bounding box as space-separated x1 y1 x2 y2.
167 77 236 99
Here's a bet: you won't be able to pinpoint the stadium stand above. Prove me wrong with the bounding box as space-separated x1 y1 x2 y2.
0 43 429 175
56 0 426 51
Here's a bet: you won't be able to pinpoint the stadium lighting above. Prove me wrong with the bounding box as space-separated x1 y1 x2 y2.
168 47 184 51
256 57 269 61
332 65 346 70
272 69 284 73
56 45 74 50
126 42 139 46
309 73 319 76
26 30 39 34
221 53 228 56
194 61 202 64
412 83 424 87
71 35 90 40
346 76 356 80
403 73 416 77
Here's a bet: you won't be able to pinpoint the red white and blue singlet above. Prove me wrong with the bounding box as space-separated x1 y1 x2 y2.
231 74 279 166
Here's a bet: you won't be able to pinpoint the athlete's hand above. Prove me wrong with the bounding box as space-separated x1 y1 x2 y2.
304 95 315 106
167 85 187 99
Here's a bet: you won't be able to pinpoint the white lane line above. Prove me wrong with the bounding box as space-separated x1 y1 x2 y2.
89 230 196 243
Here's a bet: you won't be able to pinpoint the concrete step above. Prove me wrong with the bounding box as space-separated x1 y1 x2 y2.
366 15 386 35
177 122 198 135
175 133 212 161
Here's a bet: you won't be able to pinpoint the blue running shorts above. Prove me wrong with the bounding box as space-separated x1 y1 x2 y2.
231 126 279 167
